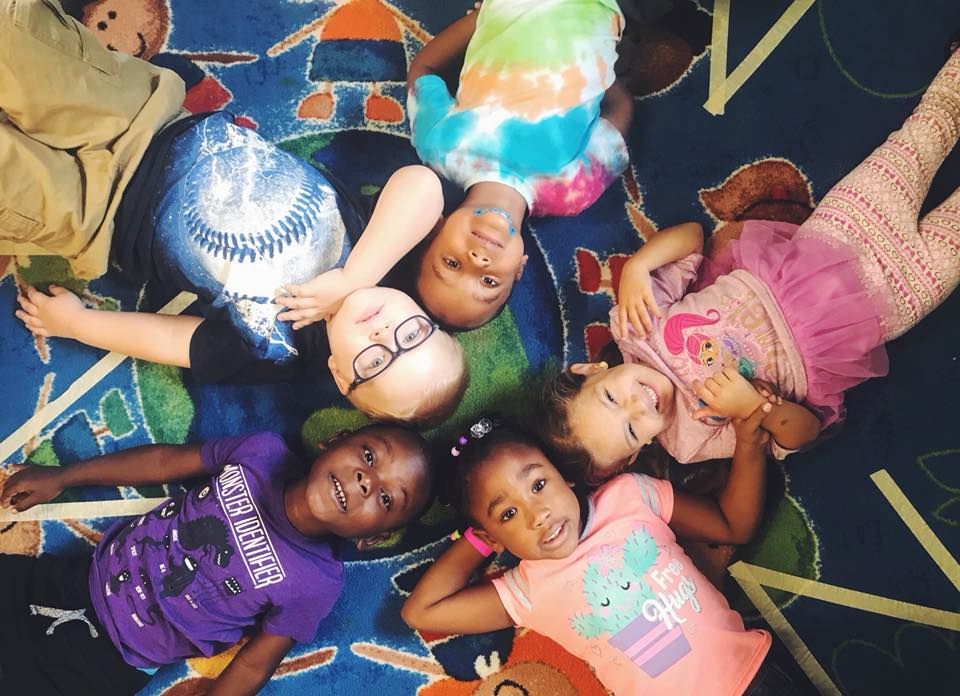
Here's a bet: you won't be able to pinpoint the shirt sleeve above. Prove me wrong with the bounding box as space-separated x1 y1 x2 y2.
189 319 308 385
199 432 289 476
630 473 674 524
408 74 455 147
490 566 534 627
650 252 704 307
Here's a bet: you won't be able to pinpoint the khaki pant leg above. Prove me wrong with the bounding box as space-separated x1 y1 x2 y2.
0 0 185 278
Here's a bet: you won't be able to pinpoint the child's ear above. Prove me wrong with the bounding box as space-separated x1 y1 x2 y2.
354 532 392 551
570 361 608 376
514 255 529 281
471 527 504 554
327 356 350 395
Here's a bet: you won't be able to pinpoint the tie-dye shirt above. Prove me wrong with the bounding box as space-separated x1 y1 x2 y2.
491 474 770 696
408 0 629 217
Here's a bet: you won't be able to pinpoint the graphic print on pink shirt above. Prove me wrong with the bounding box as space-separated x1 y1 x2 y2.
570 527 703 677
663 309 760 380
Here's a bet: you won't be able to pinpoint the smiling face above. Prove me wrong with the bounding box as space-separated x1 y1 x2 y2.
82 0 169 59
304 427 431 539
416 208 528 329
566 362 676 478
326 287 466 423
468 442 582 561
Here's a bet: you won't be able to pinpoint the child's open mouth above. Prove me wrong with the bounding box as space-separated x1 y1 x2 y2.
638 382 659 411
542 520 568 549
330 473 347 512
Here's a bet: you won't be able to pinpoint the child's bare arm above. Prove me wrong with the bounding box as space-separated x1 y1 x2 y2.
758 399 822 451
207 632 294 696
407 13 478 89
16 285 199 367
1 444 205 512
402 536 514 634
276 165 444 328
600 79 634 137
618 222 704 336
668 404 770 544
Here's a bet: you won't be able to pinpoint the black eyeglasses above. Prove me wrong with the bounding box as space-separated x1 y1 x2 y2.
347 315 440 392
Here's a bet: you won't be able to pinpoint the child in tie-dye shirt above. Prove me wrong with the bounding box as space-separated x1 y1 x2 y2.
406 0 633 329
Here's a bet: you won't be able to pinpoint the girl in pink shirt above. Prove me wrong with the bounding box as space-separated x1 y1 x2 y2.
542 48 960 477
402 413 803 696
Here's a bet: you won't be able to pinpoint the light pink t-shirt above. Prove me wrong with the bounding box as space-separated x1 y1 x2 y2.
492 474 770 696
611 253 806 463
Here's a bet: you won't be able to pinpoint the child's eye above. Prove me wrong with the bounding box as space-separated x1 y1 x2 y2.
400 328 422 347
500 507 516 522
380 491 392 510
362 446 374 466
366 355 385 370
532 478 546 493
628 424 637 441
443 257 460 270
605 389 617 404
481 276 499 287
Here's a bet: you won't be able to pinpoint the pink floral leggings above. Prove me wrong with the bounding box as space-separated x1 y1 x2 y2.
797 49 960 341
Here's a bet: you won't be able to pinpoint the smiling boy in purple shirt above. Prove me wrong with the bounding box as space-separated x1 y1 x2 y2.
0 425 432 695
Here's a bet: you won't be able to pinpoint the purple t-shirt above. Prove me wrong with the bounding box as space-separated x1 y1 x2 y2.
88 433 344 668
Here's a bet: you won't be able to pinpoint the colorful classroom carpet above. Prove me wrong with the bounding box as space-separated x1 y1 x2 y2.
2 1 959 694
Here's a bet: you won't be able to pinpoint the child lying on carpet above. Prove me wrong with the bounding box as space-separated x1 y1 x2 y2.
0 425 433 695
3 0 465 426
404 0 633 330
402 415 805 696
540 46 960 477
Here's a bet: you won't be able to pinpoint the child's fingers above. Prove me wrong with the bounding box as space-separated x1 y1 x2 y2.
26 285 47 303
274 295 313 309
618 305 629 338
691 380 715 402
48 284 69 296
627 304 649 338
15 310 43 329
16 295 39 315
645 294 662 319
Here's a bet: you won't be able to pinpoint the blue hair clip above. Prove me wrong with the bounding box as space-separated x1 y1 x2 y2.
473 207 518 237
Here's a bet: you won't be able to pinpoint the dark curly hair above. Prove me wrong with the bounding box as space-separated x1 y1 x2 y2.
444 416 548 524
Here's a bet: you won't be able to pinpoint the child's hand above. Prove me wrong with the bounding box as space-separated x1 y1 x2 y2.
0 465 65 511
692 368 766 420
732 402 772 454
275 268 354 329
751 378 784 408
15 285 84 339
617 256 662 338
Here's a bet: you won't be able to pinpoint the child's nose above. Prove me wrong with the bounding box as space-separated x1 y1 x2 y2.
355 470 372 496
370 322 392 342
531 505 551 528
468 248 491 266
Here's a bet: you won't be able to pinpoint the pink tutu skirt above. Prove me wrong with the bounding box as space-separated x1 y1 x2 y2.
696 220 889 428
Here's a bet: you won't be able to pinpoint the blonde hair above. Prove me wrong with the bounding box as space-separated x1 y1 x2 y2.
348 333 468 428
